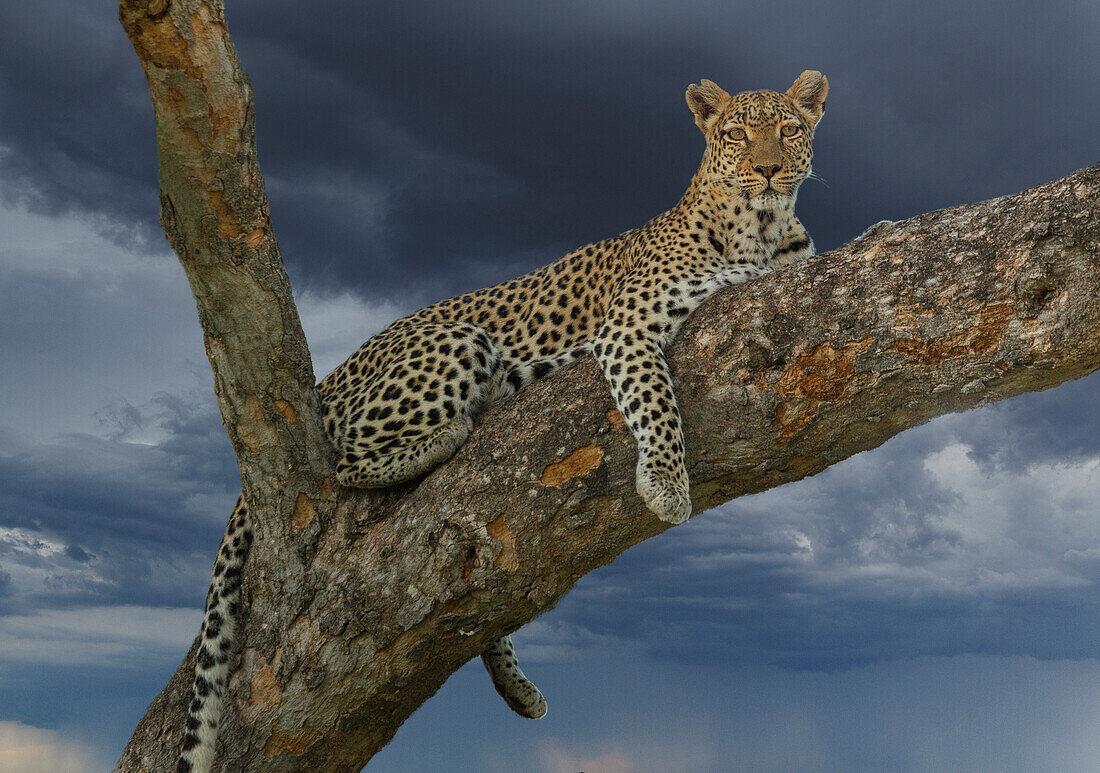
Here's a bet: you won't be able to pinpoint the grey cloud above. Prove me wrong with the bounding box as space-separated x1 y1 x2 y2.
63 544 92 563
0 391 238 614
0 3 159 237
0 721 104 773
0 210 209 440
938 372 1100 471
0 201 414 442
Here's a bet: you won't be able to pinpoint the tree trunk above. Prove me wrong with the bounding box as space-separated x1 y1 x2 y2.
116 0 1100 770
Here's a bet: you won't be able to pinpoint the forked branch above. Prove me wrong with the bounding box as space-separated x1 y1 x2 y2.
118 0 1100 769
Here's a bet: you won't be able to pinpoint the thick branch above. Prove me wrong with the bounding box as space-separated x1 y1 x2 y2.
118 0 1100 770
118 0 333 508
119 0 338 766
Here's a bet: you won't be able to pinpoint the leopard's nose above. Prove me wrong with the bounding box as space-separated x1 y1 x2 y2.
753 163 780 179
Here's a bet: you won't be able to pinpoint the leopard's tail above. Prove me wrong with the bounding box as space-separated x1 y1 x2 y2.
177 496 252 773
481 634 548 718
176 498 543 771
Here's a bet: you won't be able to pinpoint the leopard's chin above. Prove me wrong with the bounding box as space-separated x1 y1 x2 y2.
749 188 793 210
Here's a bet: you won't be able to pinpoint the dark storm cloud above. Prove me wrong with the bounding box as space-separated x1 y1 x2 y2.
0 2 160 243
2 0 1096 303
0 393 238 614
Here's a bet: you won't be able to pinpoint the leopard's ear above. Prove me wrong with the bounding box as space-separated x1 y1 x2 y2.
686 79 730 132
786 70 828 128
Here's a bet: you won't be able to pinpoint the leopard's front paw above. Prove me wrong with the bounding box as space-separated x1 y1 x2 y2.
635 462 692 525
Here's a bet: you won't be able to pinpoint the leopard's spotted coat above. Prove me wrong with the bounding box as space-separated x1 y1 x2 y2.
179 71 827 772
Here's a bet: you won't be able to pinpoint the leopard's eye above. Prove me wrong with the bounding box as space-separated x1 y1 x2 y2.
780 124 801 138
724 127 746 141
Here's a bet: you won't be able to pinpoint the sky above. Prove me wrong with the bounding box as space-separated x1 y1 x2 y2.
0 1 1099 771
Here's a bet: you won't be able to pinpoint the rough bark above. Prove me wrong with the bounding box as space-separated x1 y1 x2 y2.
117 0 1100 770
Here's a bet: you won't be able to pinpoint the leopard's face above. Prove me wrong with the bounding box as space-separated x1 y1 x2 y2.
687 71 828 210
710 92 815 207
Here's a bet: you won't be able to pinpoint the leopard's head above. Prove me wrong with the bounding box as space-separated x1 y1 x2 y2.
686 71 827 210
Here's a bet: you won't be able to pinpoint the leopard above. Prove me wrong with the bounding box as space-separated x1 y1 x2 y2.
178 70 827 773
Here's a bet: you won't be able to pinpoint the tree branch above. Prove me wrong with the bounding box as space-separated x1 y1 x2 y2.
118 0 332 497
117 0 1100 770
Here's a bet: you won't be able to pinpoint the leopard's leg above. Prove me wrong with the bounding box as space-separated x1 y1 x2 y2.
325 322 505 488
481 634 548 718
592 250 793 526
593 276 694 525
336 411 477 488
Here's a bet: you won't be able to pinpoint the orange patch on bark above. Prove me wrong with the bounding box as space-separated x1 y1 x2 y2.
772 336 874 440
243 650 284 725
892 303 1014 365
238 393 266 452
540 443 605 487
292 493 317 532
263 728 319 756
486 515 519 571
274 399 296 422
775 337 875 402
246 227 266 249
606 409 625 426
127 14 201 80
208 189 240 240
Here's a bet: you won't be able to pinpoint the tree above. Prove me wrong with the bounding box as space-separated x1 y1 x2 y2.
115 0 1100 769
